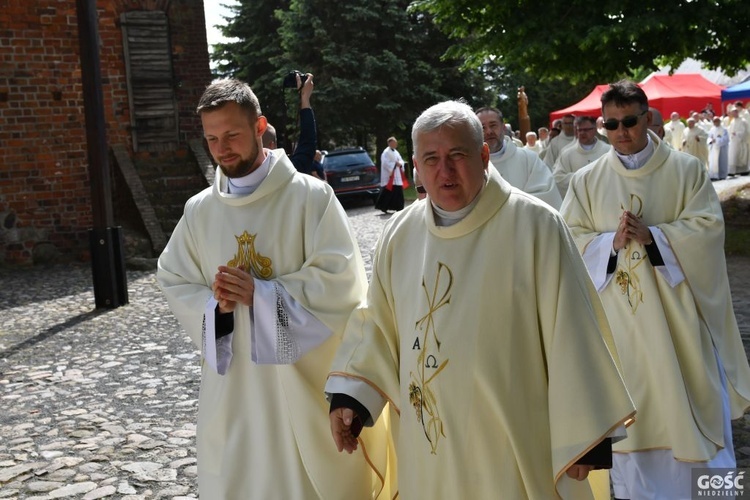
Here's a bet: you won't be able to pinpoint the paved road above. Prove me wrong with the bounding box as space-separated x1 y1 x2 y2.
0 198 391 499
2 182 750 498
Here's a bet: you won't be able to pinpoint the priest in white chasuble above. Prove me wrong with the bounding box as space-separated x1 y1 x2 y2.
552 115 611 199
561 80 750 499
476 106 562 210
326 100 635 499
157 79 392 499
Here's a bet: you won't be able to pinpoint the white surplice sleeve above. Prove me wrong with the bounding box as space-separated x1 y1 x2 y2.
251 279 332 364
582 232 616 291
650 226 685 287
200 279 333 372
324 375 385 427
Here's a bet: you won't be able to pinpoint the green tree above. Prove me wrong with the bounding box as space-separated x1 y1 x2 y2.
275 0 494 156
212 0 295 148
411 0 750 84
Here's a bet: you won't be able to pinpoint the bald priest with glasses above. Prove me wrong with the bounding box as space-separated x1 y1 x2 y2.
560 79 750 498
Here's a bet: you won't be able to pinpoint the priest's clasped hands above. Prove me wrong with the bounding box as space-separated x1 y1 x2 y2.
613 210 653 252
212 265 255 313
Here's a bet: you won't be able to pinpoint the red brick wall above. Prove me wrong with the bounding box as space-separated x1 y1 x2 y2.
0 0 210 265
169 1 213 143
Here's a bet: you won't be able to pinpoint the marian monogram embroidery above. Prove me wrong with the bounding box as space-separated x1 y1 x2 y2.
227 231 273 278
616 194 646 313
409 262 451 454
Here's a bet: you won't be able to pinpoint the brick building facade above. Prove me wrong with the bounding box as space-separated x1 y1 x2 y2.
0 0 212 265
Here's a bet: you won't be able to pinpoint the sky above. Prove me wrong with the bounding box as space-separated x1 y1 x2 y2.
203 0 237 51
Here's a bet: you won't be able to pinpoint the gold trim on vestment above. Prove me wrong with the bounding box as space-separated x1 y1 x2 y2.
553 411 637 495
227 230 273 278
410 261 451 455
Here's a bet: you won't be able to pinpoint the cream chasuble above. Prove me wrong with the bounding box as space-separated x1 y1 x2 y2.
158 152 391 499
729 116 750 174
684 125 709 168
553 139 611 199
561 134 750 462
489 137 563 209
543 133 576 169
329 168 635 499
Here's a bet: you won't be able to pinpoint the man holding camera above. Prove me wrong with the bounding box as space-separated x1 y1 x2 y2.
262 72 320 178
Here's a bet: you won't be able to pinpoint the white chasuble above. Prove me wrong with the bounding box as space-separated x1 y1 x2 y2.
543 133 576 169
562 133 750 462
158 153 392 499
553 139 611 199
489 137 563 210
329 168 635 499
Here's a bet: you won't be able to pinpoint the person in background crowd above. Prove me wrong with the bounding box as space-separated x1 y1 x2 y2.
683 117 709 169
552 115 610 199
663 111 685 151
477 106 562 209
708 115 729 180
312 149 325 180
647 107 666 140
376 136 407 213
262 73 318 176
524 131 543 154
538 126 551 149
505 123 523 146
544 114 577 169
728 105 750 176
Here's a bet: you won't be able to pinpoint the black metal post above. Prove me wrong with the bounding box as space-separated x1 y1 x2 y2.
76 0 128 308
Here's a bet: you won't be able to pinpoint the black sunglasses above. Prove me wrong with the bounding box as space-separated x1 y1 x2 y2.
603 110 647 131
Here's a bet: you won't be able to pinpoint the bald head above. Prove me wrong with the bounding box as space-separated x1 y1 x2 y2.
649 107 665 139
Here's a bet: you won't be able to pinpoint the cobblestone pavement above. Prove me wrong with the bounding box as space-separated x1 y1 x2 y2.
2 188 750 498
0 198 391 499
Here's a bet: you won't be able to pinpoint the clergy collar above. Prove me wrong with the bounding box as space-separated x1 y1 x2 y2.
614 134 655 170
489 137 508 160
430 172 488 227
225 150 274 195
580 139 597 151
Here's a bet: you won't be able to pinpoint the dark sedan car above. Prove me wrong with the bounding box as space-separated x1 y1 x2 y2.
321 148 380 202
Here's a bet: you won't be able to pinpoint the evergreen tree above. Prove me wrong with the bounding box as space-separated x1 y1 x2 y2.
212 0 296 149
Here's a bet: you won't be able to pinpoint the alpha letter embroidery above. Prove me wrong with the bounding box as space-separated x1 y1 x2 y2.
227 231 273 279
409 262 451 454
617 194 646 313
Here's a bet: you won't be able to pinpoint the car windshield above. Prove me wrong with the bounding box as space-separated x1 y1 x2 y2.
323 151 373 171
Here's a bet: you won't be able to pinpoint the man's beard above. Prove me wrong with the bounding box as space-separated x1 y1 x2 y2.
219 156 256 178
487 135 503 153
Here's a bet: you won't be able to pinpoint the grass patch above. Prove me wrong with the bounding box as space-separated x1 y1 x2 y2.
723 188 750 257
726 226 750 257
403 185 417 201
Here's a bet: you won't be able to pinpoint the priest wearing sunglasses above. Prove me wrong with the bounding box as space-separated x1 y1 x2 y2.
561 80 750 499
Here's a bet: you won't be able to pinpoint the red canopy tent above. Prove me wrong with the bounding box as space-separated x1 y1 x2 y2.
548 74 723 125
549 85 610 124
640 73 723 119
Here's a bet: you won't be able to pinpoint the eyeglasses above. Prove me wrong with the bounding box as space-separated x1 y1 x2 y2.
416 186 426 194
576 127 596 132
603 110 647 131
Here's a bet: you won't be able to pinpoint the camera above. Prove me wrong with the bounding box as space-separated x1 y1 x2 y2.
283 70 308 89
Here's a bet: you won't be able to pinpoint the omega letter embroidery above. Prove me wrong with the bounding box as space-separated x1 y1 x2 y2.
409 261 451 454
